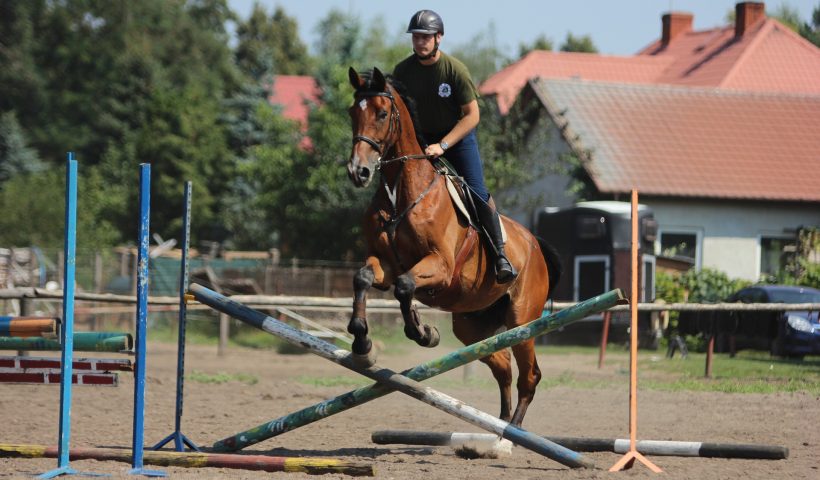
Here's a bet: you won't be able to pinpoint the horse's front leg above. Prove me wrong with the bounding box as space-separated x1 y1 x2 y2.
395 254 450 348
348 258 388 367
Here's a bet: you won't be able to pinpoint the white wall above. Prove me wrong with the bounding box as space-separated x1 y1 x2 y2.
648 199 820 281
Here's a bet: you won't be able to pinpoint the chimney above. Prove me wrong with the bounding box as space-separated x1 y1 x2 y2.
735 2 766 37
661 12 694 45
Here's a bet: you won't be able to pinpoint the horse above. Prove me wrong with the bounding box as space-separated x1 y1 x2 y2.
345 66 562 427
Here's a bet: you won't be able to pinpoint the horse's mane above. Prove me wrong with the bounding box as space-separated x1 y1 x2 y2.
357 69 426 148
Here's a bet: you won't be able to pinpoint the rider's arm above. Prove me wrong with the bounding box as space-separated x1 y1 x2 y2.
425 99 479 158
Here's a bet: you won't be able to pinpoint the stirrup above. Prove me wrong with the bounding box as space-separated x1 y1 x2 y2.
495 256 517 283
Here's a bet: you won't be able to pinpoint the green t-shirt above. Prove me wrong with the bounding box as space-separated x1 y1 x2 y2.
392 51 479 135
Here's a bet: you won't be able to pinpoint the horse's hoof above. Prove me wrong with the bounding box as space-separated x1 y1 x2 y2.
350 350 377 368
352 337 372 356
422 325 440 348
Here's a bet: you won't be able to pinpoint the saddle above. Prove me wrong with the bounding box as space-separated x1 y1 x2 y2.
433 159 507 242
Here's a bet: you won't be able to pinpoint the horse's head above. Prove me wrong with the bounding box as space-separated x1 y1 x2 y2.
347 67 399 188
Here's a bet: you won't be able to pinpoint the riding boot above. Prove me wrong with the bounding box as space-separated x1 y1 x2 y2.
475 197 518 283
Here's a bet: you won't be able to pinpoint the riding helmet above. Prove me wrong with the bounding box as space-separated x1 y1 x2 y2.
407 10 444 35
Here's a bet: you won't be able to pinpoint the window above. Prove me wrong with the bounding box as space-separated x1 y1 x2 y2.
642 255 656 302
658 230 699 267
759 236 796 279
574 255 610 302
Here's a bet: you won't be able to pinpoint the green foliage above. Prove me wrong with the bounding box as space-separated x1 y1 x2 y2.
0 111 44 186
1 0 241 247
0 167 119 249
559 32 598 53
0 1 615 261
770 1 820 47
449 23 507 84
235 5 312 77
771 227 820 288
518 34 554 58
478 97 551 211
656 268 752 303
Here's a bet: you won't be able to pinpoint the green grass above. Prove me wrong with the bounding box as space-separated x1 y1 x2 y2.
149 314 820 395
640 350 820 394
187 370 258 385
295 375 371 388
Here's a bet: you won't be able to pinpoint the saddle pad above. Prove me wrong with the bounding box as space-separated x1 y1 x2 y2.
444 175 507 242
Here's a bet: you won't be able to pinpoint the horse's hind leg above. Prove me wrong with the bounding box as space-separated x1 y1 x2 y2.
394 273 439 348
453 312 513 422
348 265 377 366
510 338 542 427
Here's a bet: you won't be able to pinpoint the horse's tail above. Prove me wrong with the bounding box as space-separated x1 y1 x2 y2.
536 236 562 300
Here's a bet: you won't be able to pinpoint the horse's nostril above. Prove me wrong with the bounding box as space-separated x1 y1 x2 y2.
359 167 370 180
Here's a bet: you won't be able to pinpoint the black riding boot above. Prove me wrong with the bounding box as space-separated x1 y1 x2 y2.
475 197 517 283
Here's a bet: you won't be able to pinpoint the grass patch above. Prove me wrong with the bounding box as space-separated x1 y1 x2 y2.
640 350 820 394
295 375 371 388
188 370 258 385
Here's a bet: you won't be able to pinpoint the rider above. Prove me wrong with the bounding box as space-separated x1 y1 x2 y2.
392 9 517 283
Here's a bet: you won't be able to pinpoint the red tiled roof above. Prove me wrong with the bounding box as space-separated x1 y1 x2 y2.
267 75 321 128
478 51 671 114
639 19 820 93
480 17 820 113
529 78 820 202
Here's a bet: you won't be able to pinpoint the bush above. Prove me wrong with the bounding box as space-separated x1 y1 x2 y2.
657 268 751 303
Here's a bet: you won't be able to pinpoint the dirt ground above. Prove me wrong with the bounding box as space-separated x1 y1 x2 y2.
1 339 817 479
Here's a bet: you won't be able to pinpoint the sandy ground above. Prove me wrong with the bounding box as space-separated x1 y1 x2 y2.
1 339 817 479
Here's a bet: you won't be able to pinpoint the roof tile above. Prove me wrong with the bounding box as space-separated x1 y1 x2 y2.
531 79 820 202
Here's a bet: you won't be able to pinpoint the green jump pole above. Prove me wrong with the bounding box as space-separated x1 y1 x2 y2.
197 286 625 455
0 332 132 352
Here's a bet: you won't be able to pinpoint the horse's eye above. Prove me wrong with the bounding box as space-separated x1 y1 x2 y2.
377 110 388 120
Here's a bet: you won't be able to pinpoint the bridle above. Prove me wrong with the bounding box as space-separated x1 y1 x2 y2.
352 88 400 160
351 84 442 270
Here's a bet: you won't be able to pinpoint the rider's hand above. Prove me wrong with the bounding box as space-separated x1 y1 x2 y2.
425 143 445 158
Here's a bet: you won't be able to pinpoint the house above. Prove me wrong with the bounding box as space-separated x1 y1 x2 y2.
480 2 820 283
267 75 321 148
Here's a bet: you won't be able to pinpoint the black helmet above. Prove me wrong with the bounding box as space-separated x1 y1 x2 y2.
407 10 444 35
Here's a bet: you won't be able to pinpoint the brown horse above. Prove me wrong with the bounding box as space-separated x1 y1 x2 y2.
346 67 561 427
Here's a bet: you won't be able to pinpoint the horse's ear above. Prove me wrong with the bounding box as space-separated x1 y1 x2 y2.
372 67 386 91
348 67 363 90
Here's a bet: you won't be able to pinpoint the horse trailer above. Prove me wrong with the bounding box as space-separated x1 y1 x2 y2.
532 201 658 345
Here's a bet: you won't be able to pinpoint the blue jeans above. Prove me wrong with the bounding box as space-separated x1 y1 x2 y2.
422 129 490 202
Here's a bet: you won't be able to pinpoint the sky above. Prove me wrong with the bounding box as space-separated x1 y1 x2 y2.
226 0 817 56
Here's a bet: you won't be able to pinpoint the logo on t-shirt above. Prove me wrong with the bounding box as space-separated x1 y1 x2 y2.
438 83 452 98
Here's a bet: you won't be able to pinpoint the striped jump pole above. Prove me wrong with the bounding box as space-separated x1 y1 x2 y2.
371 431 790 460
0 317 59 338
208 288 625 454
0 443 375 477
0 332 133 352
192 284 626 469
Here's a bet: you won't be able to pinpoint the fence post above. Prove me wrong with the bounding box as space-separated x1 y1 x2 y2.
16 296 30 358
218 313 229 357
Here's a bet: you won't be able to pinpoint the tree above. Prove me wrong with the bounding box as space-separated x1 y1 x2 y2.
234 5 311 78
518 34 554 58
796 3 820 47
559 32 598 53
449 23 508 84
0 111 44 187
0 0 243 247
